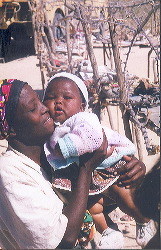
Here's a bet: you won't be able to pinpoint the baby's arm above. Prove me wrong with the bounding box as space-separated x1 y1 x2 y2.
103 126 136 152
97 126 136 169
51 112 103 159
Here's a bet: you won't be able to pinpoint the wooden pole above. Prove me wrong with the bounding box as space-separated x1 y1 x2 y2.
66 16 72 72
103 42 106 65
64 3 100 88
108 18 132 141
132 123 144 161
76 4 101 119
106 105 115 130
43 9 56 54
153 58 158 83
39 55 46 91
148 48 152 78
78 5 100 89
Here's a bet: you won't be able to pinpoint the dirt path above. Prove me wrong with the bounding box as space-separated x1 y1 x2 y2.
0 55 42 89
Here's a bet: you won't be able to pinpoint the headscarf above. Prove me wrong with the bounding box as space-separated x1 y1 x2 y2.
0 79 28 140
45 72 89 109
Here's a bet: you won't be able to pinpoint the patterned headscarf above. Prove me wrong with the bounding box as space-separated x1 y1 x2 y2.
0 79 27 140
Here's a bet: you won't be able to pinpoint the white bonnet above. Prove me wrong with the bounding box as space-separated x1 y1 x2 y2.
46 72 88 109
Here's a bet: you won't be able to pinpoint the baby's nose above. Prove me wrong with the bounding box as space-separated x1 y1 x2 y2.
54 98 62 104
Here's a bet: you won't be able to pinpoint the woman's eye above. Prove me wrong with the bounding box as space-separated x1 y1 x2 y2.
30 109 35 112
30 105 37 112
30 108 36 112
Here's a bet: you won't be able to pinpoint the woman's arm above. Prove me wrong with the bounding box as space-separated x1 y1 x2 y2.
58 131 114 248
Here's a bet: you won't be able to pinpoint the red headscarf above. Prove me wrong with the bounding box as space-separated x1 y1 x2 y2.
0 79 27 139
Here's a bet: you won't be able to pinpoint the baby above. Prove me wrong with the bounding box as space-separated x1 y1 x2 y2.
43 72 136 193
43 72 136 248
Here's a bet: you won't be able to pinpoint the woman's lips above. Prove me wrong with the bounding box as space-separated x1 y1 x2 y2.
44 117 53 125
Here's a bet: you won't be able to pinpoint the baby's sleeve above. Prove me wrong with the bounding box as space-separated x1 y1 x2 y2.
103 126 136 153
97 126 136 169
58 112 103 159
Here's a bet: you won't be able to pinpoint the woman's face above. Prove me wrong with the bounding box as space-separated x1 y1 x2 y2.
13 85 54 145
43 78 84 124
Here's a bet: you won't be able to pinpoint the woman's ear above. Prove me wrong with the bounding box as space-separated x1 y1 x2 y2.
9 127 17 138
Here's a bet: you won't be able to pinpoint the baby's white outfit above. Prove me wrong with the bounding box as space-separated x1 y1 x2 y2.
44 112 136 170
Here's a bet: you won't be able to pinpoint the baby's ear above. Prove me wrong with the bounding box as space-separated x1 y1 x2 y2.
80 103 86 111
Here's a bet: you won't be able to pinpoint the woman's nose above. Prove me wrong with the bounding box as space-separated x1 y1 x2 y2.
41 102 49 113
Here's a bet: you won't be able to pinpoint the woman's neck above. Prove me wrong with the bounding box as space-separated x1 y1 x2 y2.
9 139 42 166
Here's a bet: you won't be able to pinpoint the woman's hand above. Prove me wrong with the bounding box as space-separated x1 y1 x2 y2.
116 155 146 188
79 129 114 173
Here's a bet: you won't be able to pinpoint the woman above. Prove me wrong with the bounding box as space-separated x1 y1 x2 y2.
0 79 146 249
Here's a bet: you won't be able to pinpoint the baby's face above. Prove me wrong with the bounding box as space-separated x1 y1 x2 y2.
43 78 84 124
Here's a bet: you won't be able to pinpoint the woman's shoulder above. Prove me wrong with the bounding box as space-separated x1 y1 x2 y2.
0 150 21 187
0 148 45 189
0 149 14 163
0 148 40 175
0 146 24 162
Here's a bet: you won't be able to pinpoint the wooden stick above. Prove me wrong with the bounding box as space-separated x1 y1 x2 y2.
106 105 115 130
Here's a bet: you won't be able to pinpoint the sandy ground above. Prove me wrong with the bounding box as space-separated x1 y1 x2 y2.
94 45 160 83
0 40 160 249
87 208 142 249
